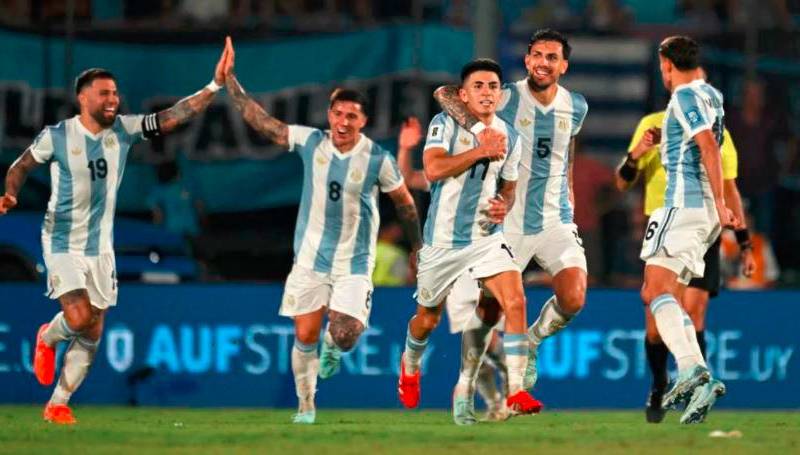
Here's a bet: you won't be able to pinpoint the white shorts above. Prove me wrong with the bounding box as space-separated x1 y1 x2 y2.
415 233 518 308
44 253 118 310
639 205 721 284
280 264 374 326
443 273 507 333
444 224 585 332
505 223 587 276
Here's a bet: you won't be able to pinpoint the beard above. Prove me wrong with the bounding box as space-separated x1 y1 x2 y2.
91 109 116 128
527 74 553 93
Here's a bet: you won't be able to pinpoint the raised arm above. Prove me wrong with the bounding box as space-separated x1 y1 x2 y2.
433 85 481 131
423 128 506 182
224 38 289 147
397 117 428 191
1 149 41 214
155 40 230 135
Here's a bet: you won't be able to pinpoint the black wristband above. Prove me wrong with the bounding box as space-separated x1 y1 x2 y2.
618 157 638 182
735 228 752 250
142 113 161 139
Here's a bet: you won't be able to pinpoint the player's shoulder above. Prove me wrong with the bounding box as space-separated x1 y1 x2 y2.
37 118 69 139
560 85 587 106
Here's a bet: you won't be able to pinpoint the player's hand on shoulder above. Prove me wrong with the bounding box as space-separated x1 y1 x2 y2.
0 193 17 215
477 128 506 161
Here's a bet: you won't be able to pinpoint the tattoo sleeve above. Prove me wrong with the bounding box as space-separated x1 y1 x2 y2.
433 85 480 131
156 86 217 134
4 149 40 198
226 73 289 147
397 202 423 251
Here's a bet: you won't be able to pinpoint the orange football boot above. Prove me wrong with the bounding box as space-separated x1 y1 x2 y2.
33 323 56 386
43 403 77 425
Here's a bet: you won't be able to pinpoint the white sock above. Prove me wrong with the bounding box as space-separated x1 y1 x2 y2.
323 329 337 350
403 324 428 375
455 313 493 395
503 333 528 394
680 309 708 369
650 294 700 371
292 338 319 413
529 296 577 348
50 336 98 405
42 312 78 347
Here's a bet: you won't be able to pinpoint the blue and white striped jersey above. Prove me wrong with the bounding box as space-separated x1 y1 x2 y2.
31 115 144 256
661 79 725 208
497 81 588 235
288 125 404 276
422 113 521 249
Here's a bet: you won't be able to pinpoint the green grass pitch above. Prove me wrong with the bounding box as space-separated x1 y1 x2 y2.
1 406 797 454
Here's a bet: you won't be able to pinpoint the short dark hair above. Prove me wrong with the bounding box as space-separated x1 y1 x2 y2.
329 88 369 114
658 36 700 70
528 29 571 60
74 68 116 95
460 58 503 84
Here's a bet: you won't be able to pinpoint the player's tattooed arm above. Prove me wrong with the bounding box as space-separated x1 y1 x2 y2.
226 73 289 147
156 88 217 134
1 149 40 213
388 185 423 252
328 310 365 352
433 85 480 131
156 40 229 135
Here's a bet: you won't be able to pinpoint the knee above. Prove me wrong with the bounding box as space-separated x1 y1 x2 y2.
295 327 320 345
640 284 662 307
501 292 526 317
63 306 94 333
557 283 586 314
329 323 364 353
416 311 441 333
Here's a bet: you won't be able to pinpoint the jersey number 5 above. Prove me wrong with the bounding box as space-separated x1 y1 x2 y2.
536 137 552 158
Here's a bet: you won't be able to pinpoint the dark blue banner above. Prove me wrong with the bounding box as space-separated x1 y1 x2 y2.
1 284 796 409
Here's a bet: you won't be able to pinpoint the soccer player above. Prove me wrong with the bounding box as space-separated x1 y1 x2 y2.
397 118 510 421
397 58 543 424
0 46 231 425
636 35 736 424
615 76 755 423
434 29 589 397
222 38 422 424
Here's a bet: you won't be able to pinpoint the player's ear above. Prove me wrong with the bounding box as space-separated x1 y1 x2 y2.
560 59 569 75
458 86 468 103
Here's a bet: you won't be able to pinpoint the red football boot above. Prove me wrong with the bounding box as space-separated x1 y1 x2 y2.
398 355 421 409
33 323 56 386
506 390 544 415
43 403 77 425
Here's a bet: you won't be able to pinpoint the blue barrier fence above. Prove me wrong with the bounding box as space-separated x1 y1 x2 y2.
1 284 797 409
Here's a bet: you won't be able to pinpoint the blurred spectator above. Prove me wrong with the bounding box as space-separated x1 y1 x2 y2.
147 161 205 254
572 152 616 284
584 0 633 33
720 214 779 288
373 222 410 286
727 79 781 237
0 0 31 25
176 0 231 24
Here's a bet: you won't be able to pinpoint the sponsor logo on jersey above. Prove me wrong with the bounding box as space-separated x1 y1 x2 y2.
104 136 116 148
350 169 364 183
519 118 531 127
71 147 82 156
459 136 470 146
